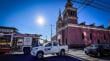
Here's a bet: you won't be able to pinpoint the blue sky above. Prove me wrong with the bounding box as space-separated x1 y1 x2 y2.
0 0 110 40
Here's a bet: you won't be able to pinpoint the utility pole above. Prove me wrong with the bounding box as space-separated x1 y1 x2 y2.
50 24 55 41
50 24 53 41
46 35 47 40
109 20 110 26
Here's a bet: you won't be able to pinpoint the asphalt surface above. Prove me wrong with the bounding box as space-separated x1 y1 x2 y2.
0 54 81 61
68 49 110 61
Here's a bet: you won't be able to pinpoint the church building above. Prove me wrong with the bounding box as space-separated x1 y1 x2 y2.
56 0 110 48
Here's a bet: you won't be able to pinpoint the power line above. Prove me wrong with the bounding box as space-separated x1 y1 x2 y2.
72 0 110 12
88 0 110 12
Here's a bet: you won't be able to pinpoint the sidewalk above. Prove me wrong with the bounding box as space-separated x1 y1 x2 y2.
5 51 24 55
67 49 110 61
11 52 24 54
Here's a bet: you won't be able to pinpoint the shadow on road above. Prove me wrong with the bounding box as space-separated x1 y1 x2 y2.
88 54 110 60
97 55 110 60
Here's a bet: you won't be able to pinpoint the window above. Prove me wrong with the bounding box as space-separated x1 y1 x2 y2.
82 33 84 40
58 39 61 45
71 11 73 16
97 40 100 44
71 11 74 16
90 33 92 40
45 43 52 47
66 39 68 45
104 34 106 40
53 42 58 46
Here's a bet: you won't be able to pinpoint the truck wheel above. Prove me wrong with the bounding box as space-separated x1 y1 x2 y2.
0 52 5 55
36 52 44 59
60 49 65 56
96 52 101 57
85 51 89 55
56 53 60 56
23 47 30 55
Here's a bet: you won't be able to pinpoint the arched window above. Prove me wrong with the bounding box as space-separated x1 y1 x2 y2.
58 39 61 45
97 39 100 44
66 39 68 45
104 34 106 41
82 33 84 40
90 33 92 40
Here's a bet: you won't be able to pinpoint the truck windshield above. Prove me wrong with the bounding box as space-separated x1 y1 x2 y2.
44 43 52 47
32 43 42 47
53 42 58 46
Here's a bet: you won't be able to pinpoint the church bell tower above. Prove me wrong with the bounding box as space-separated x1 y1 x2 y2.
63 0 78 25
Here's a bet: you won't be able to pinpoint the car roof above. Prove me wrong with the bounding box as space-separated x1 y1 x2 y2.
91 44 110 46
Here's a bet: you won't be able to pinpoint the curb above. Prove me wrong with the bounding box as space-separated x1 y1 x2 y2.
67 53 89 61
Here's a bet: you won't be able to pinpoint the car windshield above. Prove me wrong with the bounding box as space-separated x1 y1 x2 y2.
43 42 51 46
90 44 99 48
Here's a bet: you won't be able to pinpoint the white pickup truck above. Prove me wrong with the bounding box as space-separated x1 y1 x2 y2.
31 41 68 58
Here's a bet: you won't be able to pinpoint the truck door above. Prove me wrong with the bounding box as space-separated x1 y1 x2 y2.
23 37 32 46
44 43 52 54
23 37 32 54
52 42 59 53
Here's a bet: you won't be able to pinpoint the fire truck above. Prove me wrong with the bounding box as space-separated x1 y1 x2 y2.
0 26 41 54
0 33 41 54
0 33 14 54
15 34 41 54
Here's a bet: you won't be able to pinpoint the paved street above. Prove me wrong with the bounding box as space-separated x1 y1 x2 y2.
1 49 110 61
0 54 81 61
67 49 110 61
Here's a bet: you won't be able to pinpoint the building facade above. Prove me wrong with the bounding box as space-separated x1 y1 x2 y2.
56 0 110 48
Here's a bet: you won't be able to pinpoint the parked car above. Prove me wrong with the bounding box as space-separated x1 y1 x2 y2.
84 44 110 57
31 41 68 58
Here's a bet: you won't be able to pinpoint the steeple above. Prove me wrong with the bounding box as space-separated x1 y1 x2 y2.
56 9 63 31
63 0 78 25
65 0 73 8
58 9 62 20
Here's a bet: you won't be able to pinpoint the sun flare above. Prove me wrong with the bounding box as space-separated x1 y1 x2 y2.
36 16 45 26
